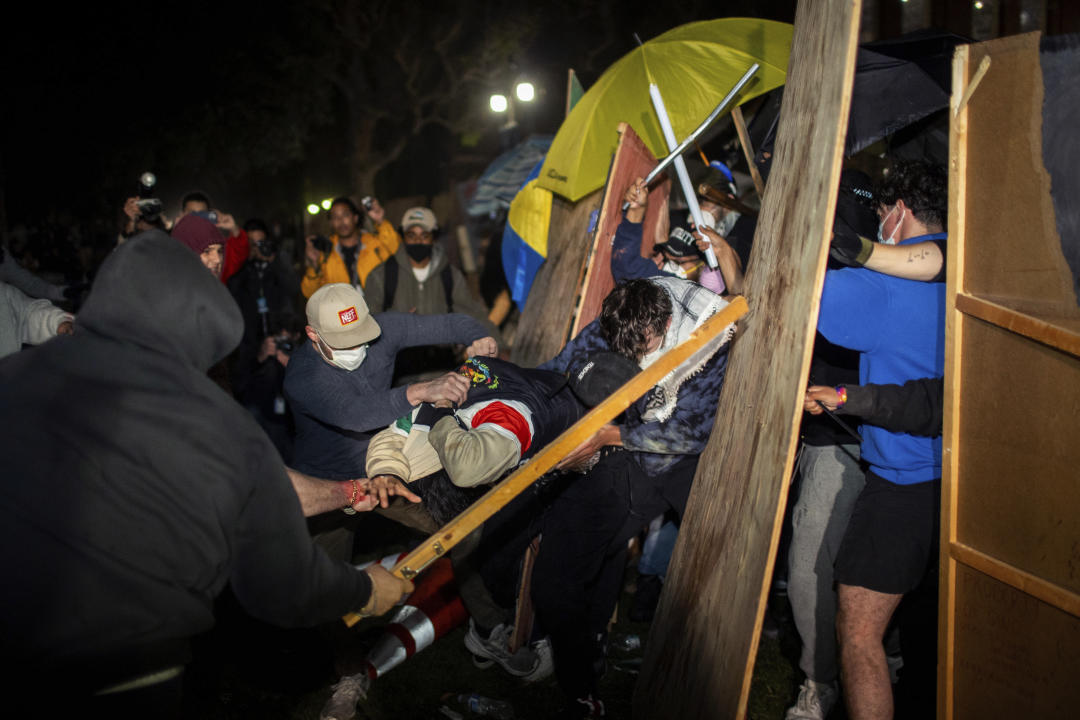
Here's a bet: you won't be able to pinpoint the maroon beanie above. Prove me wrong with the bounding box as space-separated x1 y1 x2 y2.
172 214 223 254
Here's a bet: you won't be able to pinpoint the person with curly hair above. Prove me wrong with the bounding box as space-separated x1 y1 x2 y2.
817 160 947 720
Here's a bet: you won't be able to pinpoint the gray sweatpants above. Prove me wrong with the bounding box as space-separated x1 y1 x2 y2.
787 442 862 683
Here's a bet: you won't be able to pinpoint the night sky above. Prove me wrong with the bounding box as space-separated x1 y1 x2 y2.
1 0 795 243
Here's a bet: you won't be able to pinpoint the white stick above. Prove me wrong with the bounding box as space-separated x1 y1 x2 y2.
649 83 718 269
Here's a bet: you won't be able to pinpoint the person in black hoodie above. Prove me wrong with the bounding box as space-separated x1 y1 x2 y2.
0 231 411 714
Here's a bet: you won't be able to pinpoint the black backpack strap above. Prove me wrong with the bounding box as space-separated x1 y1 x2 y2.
383 260 398 311
441 265 454 313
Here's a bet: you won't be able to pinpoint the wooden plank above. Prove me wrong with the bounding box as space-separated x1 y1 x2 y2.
953 316 1080 595
952 564 1080 719
731 105 766 199
510 189 601 368
955 292 1080 358
940 39 972 720
633 1 862 717
569 123 670 337
959 33 1077 307
950 542 1080 619
343 298 747 627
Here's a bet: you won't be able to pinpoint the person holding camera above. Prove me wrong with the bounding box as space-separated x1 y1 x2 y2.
227 218 302 461
301 196 399 298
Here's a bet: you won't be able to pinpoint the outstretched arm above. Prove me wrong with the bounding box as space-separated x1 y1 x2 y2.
831 231 945 282
285 467 377 516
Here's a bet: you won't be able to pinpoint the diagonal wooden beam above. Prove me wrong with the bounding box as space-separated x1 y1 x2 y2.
633 0 863 717
343 297 748 627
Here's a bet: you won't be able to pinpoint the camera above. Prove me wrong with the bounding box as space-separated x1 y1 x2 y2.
135 172 164 224
311 235 332 254
361 196 375 212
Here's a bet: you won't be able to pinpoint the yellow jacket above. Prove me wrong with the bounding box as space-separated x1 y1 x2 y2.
300 220 400 298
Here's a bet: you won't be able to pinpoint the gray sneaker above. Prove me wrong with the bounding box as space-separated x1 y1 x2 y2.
463 619 539 677
784 678 838 720
522 636 554 682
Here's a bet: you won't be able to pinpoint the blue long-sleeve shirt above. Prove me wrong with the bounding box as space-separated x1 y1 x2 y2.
285 311 488 479
817 233 947 485
611 217 664 283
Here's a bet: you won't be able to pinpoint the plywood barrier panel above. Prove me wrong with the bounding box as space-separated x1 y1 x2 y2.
952 563 1080 718
633 1 861 717
510 189 601 368
571 124 669 336
960 33 1077 308
955 316 1080 594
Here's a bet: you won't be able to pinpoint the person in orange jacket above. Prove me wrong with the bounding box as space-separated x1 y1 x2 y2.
301 196 399 298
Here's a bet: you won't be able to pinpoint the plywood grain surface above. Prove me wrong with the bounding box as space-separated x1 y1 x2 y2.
633 1 862 717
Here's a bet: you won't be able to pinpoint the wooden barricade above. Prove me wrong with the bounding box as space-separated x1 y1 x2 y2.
633 0 863 717
509 189 601 368
940 32 1080 719
570 123 671 336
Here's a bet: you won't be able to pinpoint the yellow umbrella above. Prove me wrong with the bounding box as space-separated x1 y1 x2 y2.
537 17 792 202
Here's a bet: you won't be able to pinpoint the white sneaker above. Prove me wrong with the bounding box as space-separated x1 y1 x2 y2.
785 678 838 720
522 636 554 682
463 619 539 677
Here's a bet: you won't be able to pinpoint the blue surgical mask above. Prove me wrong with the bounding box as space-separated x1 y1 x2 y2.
877 206 904 245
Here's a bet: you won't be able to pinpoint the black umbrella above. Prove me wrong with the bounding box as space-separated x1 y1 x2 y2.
757 32 966 161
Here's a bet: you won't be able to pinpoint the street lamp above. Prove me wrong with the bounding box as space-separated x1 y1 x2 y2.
489 80 535 131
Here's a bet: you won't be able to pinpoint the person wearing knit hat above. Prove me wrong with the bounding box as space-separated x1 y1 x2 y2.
172 213 225 278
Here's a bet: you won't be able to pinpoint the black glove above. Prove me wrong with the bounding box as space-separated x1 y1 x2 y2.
829 216 875 268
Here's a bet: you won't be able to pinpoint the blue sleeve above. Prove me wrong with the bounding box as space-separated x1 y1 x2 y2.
611 218 663 283
376 311 489 352
817 268 883 354
284 349 414 433
621 350 727 455
539 322 610 373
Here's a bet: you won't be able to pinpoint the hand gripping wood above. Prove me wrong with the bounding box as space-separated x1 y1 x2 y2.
343 295 748 627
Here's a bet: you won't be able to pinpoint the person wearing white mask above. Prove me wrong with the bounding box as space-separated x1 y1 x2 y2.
613 177 744 295
283 283 496 553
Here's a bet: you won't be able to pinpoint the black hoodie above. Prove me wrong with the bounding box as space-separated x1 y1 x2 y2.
0 232 371 694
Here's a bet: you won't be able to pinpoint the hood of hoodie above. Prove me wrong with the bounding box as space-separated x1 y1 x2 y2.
77 231 242 371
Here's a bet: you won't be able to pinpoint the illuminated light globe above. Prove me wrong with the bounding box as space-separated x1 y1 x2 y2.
307 204 320 215
489 94 508 113
515 82 535 103
321 199 332 210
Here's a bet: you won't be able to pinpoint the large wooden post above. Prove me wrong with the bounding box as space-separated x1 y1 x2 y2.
633 1 862 718
510 190 601 367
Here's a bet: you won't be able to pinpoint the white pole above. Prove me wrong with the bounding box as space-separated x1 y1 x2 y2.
648 83 718 269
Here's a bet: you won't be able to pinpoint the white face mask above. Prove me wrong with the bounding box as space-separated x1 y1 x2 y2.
662 260 690 279
317 336 368 371
877 206 905 245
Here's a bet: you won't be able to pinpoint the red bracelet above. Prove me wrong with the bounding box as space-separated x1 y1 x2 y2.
342 478 360 515
834 385 848 408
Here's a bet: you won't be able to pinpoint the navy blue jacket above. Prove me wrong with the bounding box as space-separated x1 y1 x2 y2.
285 311 488 479
540 321 728 476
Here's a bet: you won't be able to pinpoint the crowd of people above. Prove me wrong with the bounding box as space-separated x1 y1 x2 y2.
0 147 946 720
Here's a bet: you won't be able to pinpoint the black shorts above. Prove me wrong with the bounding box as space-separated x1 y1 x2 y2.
834 470 941 595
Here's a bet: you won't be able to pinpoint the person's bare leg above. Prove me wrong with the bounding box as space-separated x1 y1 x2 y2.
837 583 903 720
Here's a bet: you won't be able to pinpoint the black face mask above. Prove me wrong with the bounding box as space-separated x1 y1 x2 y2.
405 243 433 262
